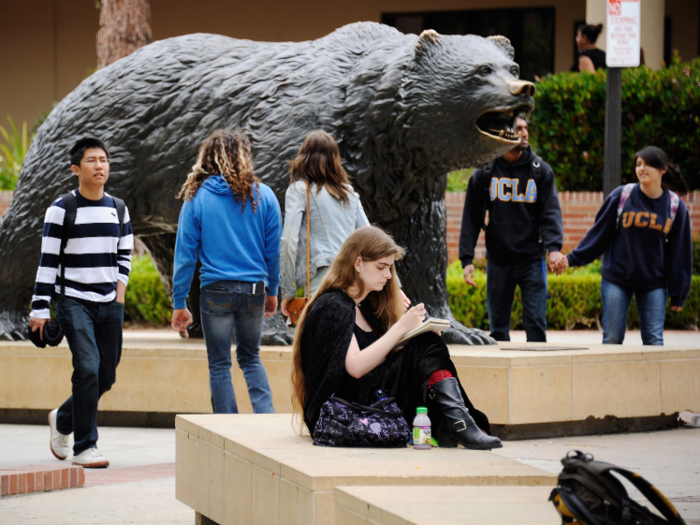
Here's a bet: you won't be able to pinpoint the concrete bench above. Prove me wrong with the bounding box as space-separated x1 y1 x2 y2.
175 414 556 525
1 334 697 434
334 485 560 525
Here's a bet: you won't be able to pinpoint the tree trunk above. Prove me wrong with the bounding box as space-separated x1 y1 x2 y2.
97 0 152 69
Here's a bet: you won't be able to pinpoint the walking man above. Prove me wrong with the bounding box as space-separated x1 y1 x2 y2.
171 129 281 414
458 115 564 341
29 137 133 468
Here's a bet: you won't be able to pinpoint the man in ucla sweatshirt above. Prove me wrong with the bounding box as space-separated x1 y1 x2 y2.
458 116 564 342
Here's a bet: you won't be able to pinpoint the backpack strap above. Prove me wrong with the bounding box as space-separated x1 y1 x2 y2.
608 467 686 525
667 190 680 232
531 155 543 187
112 196 126 239
616 183 636 229
59 192 78 302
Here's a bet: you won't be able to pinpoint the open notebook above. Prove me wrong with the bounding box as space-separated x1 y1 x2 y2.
396 317 450 347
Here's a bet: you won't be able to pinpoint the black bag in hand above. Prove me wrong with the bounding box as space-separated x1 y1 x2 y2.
313 396 410 448
550 450 686 525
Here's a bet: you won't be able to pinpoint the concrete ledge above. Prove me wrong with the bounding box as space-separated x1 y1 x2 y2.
0 464 84 497
175 414 556 525
2 335 698 434
334 485 559 525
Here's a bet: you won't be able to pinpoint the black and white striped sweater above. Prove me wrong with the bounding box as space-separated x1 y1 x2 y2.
30 190 134 319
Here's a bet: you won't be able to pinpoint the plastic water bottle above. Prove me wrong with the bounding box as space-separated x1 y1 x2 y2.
412 407 431 449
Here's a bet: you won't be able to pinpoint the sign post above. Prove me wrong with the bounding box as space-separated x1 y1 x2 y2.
604 0 640 196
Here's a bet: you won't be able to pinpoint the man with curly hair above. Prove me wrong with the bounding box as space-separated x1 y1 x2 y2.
171 129 282 414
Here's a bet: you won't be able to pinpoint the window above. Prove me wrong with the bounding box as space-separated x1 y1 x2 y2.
383 8 555 81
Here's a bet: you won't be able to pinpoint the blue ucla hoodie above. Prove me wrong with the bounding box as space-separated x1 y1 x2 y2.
567 184 692 307
172 175 282 309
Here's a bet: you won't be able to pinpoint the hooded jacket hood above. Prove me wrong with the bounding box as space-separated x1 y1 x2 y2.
202 174 235 196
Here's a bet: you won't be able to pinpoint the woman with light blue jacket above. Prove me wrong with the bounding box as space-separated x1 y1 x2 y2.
280 130 370 317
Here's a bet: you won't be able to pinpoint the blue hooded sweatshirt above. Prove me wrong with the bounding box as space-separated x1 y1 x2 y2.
172 175 282 309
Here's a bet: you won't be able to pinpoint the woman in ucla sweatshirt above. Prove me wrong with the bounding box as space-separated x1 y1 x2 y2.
556 146 692 345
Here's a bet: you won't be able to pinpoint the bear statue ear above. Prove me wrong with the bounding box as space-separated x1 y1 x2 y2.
415 29 441 58
488 35 515 60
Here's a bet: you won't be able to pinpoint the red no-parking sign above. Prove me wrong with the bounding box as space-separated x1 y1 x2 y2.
606 0 641 67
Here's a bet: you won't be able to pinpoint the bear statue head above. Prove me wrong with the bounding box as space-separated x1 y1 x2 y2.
398 30 536 171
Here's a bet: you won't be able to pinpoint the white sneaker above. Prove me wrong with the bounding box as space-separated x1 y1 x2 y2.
72 447 109 468
48 409 71 460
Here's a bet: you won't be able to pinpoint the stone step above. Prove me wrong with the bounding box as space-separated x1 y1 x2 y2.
334 485 560 525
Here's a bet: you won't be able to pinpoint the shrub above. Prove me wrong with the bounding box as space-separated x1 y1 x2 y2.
531 53 700 191
0 117 33 190
446 168 474 193
447 261 700 330
124 255 171 326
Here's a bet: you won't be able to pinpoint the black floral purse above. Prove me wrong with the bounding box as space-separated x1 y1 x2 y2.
312 395 410 448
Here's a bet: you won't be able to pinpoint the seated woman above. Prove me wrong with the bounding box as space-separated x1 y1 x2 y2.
291 226 502 450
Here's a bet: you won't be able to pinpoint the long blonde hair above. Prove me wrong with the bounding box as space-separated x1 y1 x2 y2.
291 226 406 431
289 130 352 203
177 129 261 212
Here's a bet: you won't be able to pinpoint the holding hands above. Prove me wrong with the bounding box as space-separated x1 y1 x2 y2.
550 252 569 275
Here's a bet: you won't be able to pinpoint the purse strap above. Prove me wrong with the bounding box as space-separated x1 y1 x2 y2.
303 180 311 299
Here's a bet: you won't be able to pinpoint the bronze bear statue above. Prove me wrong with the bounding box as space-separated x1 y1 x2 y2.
0 22 534 343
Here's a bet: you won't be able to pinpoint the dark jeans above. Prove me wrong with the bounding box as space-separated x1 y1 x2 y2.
55 297 124 455
486 258 547 342
200 281 274 414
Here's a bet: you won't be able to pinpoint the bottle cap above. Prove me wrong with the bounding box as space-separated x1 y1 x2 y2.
416 407 428 414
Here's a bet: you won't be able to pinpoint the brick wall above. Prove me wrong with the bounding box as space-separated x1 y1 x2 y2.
0 191 12 218
1 190 698 264
446 191 700 263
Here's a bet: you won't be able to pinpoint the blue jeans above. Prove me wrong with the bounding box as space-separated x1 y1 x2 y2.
486 258 547 342
200 281 274 414
55 297 124 455
601 278 666 345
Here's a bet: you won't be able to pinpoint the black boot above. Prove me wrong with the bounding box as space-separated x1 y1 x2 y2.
428 377 502 450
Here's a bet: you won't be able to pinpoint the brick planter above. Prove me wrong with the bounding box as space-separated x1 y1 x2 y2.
0 464 84 497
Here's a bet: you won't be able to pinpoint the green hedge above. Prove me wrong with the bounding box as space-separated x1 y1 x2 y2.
124 255 700 330
124 256 171 326
531 54 700 191
447 261 700 331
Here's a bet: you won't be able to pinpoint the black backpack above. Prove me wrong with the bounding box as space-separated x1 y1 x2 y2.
550 450 686 525
58 192 126 301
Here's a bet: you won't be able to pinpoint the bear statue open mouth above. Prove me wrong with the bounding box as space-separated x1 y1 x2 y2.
476 104 534 143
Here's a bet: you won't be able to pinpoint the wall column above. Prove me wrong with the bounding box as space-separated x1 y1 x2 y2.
586 0 665 70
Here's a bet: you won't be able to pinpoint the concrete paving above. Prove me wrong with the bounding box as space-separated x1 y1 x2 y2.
1 422 698 524
509 329 700 347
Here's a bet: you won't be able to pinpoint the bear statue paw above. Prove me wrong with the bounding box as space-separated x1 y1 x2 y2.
441 326 497 345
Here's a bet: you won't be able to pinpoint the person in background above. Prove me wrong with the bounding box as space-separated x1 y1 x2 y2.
280 130 370 317
171 129 282 413
291 226 502 450
458 115 564 342
555 146 692 345
30 137 133 468
572 23 607 73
